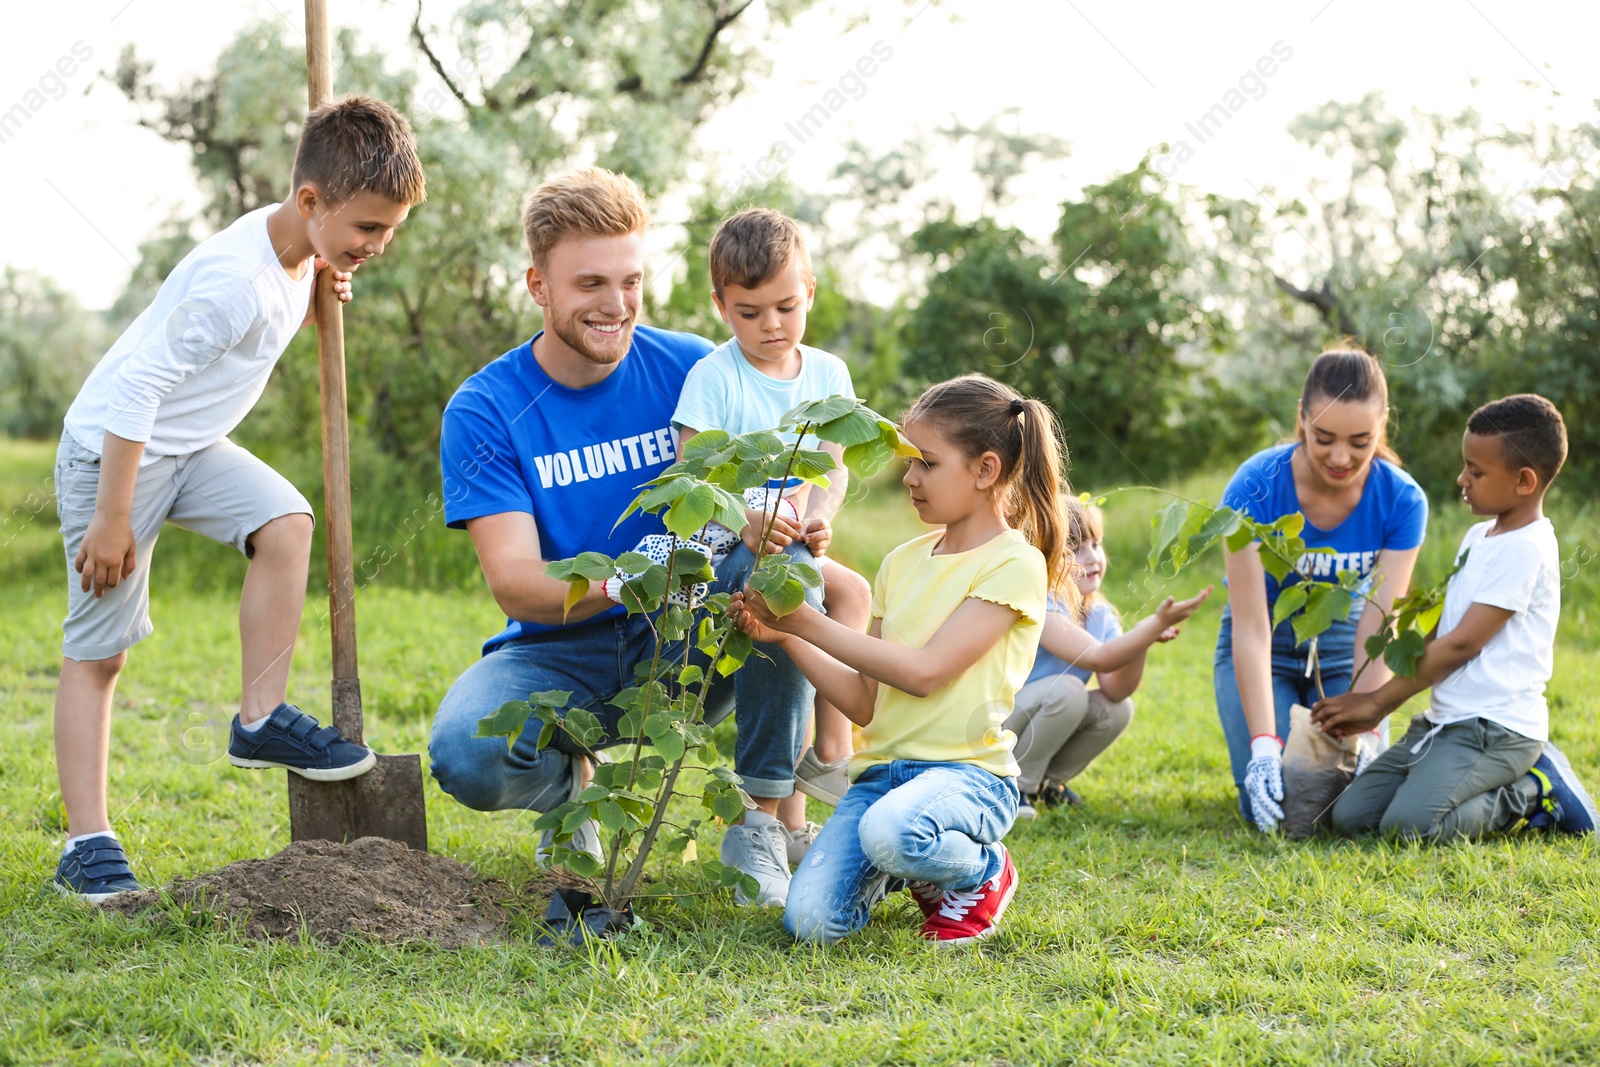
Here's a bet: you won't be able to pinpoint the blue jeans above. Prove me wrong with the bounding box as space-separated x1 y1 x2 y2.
428 541 821 811
784 761 1019 945
1213 606 1358 825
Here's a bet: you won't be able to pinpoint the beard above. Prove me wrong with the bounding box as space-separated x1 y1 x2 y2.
545 300 637 367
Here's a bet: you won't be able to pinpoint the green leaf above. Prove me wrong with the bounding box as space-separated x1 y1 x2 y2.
843 438 894 476
1272 582 1308 628
682 428 733 458
615 551 653 573
717 628 753 676
568 552 617 581
475 700 532 742
789 448 837 485
707 485 749 531
596 799 626 834
733 431 787 461
791 561 824 589
1291 583 1352 645
1180 504 1243 565
562 707 605 748
748 562 806 616
664 483 717 539
544 558 577 581
679 664 704 687
655 728 686 763
712 791 745 822
780 395 856 426
1413 601 1444 636
1225 523 1257 555
625 476 693 519
814 409 881 447
564 851 601 879
1147 499 1189 573
529 689 574 709
1383 628 1428 678
880 419 921 458
1273 512 1306 537
1259 544 1297 583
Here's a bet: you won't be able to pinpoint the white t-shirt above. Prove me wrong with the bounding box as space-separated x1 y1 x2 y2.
670 339 855 496
1427 518 1561 741
65 206 313 464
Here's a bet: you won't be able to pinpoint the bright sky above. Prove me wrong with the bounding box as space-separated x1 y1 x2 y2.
2 0 1596 310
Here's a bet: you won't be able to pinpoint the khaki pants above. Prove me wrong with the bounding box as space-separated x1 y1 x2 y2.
1331 713 1542 841
1003 673 1133 795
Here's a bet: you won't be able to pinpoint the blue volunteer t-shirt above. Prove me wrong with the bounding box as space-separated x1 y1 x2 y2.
440 325 714 652
1026 599 1122 686
1221 443 1428 608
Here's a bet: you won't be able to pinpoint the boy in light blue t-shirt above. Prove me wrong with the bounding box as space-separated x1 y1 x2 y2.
671 209 872 880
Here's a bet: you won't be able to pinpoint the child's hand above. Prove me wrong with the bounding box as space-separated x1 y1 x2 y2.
1152 584 1212 630
801 517 833 558
301 256 353 328
1154 625 1181 643
740 506 803 557
728 589 787 645
1310 691 1386 738
75 511 137 597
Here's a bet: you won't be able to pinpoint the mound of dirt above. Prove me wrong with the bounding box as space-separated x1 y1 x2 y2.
101 837 509 948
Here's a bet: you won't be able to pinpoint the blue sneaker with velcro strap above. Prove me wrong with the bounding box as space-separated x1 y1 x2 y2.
227 702 376 781
1526 743 1598 835
54 834 143 902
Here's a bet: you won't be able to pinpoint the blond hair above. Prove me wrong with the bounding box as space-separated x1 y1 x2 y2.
522 167 649 267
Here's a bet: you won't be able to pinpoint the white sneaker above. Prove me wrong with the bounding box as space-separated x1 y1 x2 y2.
786 821 822 867
720 812 792 908
795 747 850 807
536 753 604 868
1015 801 1038 822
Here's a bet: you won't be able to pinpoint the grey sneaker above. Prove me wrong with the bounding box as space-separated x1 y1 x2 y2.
536 753 604 868
794 747 850 807
786 821 822 867
1015 800 1038 822
720 814 792 908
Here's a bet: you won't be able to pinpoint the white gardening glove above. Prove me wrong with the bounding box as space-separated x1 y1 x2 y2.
601 534 712 609
1244 734 1285 833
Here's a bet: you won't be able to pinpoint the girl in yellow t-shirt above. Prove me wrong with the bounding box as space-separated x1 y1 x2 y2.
731 373 1072 946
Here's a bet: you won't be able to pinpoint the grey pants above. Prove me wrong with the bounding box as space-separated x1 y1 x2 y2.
1331 714 1542 841
1003 674 1134 795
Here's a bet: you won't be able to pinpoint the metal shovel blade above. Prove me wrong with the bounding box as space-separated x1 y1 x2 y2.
287 753 429 851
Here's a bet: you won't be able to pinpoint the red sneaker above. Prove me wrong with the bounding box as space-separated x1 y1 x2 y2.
919 848 1017 946
906 880 943 919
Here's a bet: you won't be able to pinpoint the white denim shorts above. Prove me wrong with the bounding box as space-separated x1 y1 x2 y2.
55 432 314 661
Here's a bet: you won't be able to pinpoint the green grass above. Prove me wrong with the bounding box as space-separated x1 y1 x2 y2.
3 440 1599 1065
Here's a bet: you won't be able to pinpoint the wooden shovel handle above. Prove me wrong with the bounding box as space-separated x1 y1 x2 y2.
305 0 362 742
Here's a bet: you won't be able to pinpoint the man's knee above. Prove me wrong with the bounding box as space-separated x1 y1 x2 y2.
246 512 313 560
1378 806 1440 841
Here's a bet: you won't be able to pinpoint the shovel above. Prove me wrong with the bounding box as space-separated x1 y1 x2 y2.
287 0 428 852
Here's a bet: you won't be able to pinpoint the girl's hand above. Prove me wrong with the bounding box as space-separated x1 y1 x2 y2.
1153 585 1212 630
740 507 802 557
301 256 353 328
801 517 833 558
1154 625 1181 643
728 589 787 645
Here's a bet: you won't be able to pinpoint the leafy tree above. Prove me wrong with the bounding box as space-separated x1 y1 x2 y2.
0 269 109 438
905 160 1220 486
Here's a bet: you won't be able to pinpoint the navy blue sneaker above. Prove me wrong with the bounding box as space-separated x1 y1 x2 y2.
1527 744 1597 835
227 703 376 781
54 835 143 902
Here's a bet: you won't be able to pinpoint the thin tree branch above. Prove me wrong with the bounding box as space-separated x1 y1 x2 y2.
412 0 473 112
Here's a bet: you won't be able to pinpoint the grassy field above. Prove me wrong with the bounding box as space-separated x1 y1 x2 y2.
2 438 1599 1065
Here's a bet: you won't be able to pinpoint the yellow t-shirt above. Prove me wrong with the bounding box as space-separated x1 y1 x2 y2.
850 528 1047 780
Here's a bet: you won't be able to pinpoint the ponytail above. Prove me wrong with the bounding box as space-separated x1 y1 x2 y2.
904 374 1077 608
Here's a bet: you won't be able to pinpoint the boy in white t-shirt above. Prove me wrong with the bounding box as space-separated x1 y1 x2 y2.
671 209 873 888
1313 394 1596 839
50 97 427 901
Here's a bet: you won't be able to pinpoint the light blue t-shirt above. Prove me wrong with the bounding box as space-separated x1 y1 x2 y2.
670 340 855 488
1026 600 1122 687
440 325 713 652
1221 442 1429 608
